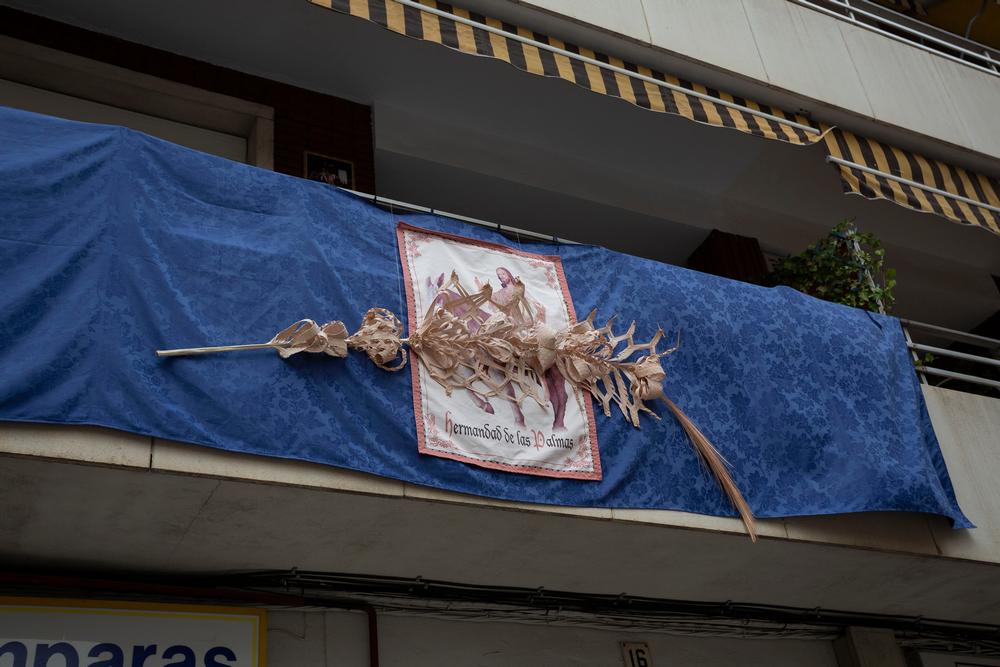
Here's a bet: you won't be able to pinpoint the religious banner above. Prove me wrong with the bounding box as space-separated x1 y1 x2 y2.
397 223 601 480
0 107 973 541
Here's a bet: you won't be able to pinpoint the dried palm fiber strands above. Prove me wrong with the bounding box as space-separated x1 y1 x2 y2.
157 275 757 541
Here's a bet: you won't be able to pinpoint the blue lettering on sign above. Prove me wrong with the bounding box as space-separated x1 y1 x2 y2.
0 642 27 667
131 645 157 667
162 646 196 667
88 644 124 667
35 642 79 667
204 648 236 667
0 643 241 667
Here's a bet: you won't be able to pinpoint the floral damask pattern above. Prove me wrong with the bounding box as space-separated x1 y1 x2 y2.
0 107 971 527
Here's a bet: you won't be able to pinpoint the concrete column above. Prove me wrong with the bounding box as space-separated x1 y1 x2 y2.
834 627 907 667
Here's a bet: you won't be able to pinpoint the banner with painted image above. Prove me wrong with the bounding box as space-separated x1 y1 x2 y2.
0 107 971 527
397 223 601 479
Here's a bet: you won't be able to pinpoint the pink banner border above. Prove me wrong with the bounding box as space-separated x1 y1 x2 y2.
396 222 602 481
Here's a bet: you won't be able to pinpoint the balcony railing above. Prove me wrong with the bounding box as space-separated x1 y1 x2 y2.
345 188 1000 398
790 0 1000 77
902 319 1000 394
340 188 580 244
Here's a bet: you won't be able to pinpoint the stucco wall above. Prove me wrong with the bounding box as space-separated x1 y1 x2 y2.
267 610 840 667
921 383 1000 561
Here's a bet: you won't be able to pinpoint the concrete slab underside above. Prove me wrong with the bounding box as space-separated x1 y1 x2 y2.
1 451 998 625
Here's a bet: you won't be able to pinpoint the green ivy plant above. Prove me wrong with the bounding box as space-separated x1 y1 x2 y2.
767 220 896 313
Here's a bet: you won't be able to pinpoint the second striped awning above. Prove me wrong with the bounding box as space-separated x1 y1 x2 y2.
309 0 828 146
825 129 1000 234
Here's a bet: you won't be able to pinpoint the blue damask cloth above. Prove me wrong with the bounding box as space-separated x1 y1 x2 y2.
0 107 971 526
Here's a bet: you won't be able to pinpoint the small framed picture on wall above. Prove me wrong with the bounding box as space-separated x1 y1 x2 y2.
304 151 355 189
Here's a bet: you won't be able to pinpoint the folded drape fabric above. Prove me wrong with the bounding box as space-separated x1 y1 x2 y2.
0 107 971 527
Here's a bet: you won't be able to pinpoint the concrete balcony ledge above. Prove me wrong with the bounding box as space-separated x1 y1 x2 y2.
1 383 998 623
0 382 997 562
0 421 951 553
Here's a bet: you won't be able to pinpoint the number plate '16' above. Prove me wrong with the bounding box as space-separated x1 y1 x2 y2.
621 642 653 667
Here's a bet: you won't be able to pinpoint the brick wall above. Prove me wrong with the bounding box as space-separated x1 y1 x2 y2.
0 7 376 193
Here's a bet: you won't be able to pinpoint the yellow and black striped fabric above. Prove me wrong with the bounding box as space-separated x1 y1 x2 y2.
825 129 1000 234
309 0 827 145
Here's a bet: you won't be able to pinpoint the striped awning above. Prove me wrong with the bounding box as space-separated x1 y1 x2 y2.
825 129 1000 234
309 0 828 145
311 0 1000 237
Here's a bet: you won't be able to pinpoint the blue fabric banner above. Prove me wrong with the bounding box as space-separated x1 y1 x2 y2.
0 107 970 526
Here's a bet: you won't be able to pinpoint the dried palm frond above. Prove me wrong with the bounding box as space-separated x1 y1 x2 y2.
660 396 757 542
156 279 757 540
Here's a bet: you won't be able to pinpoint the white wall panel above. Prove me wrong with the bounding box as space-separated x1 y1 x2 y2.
937 60 1000 160
924 385 1000 564
519 0 652 44
640 0 768 81
741 0 873 116
836 21 973 151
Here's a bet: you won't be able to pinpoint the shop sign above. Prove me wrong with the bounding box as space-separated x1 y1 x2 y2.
0 598 265 667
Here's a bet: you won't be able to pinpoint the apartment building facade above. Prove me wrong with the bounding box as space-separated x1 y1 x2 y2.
1 1 1000 665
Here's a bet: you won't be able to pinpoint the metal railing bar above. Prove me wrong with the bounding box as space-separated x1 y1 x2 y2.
908 342 1000 368
339 191 1000 390
337 187 578 244
919 366 1000 390
789 0 1000 78
853 0 1000 59
899 318 1000 349
803 0 1000 63
902 326 928 384
371 194 432 213
987 48 1000 73
826 156 1000 215
391 0 821 135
